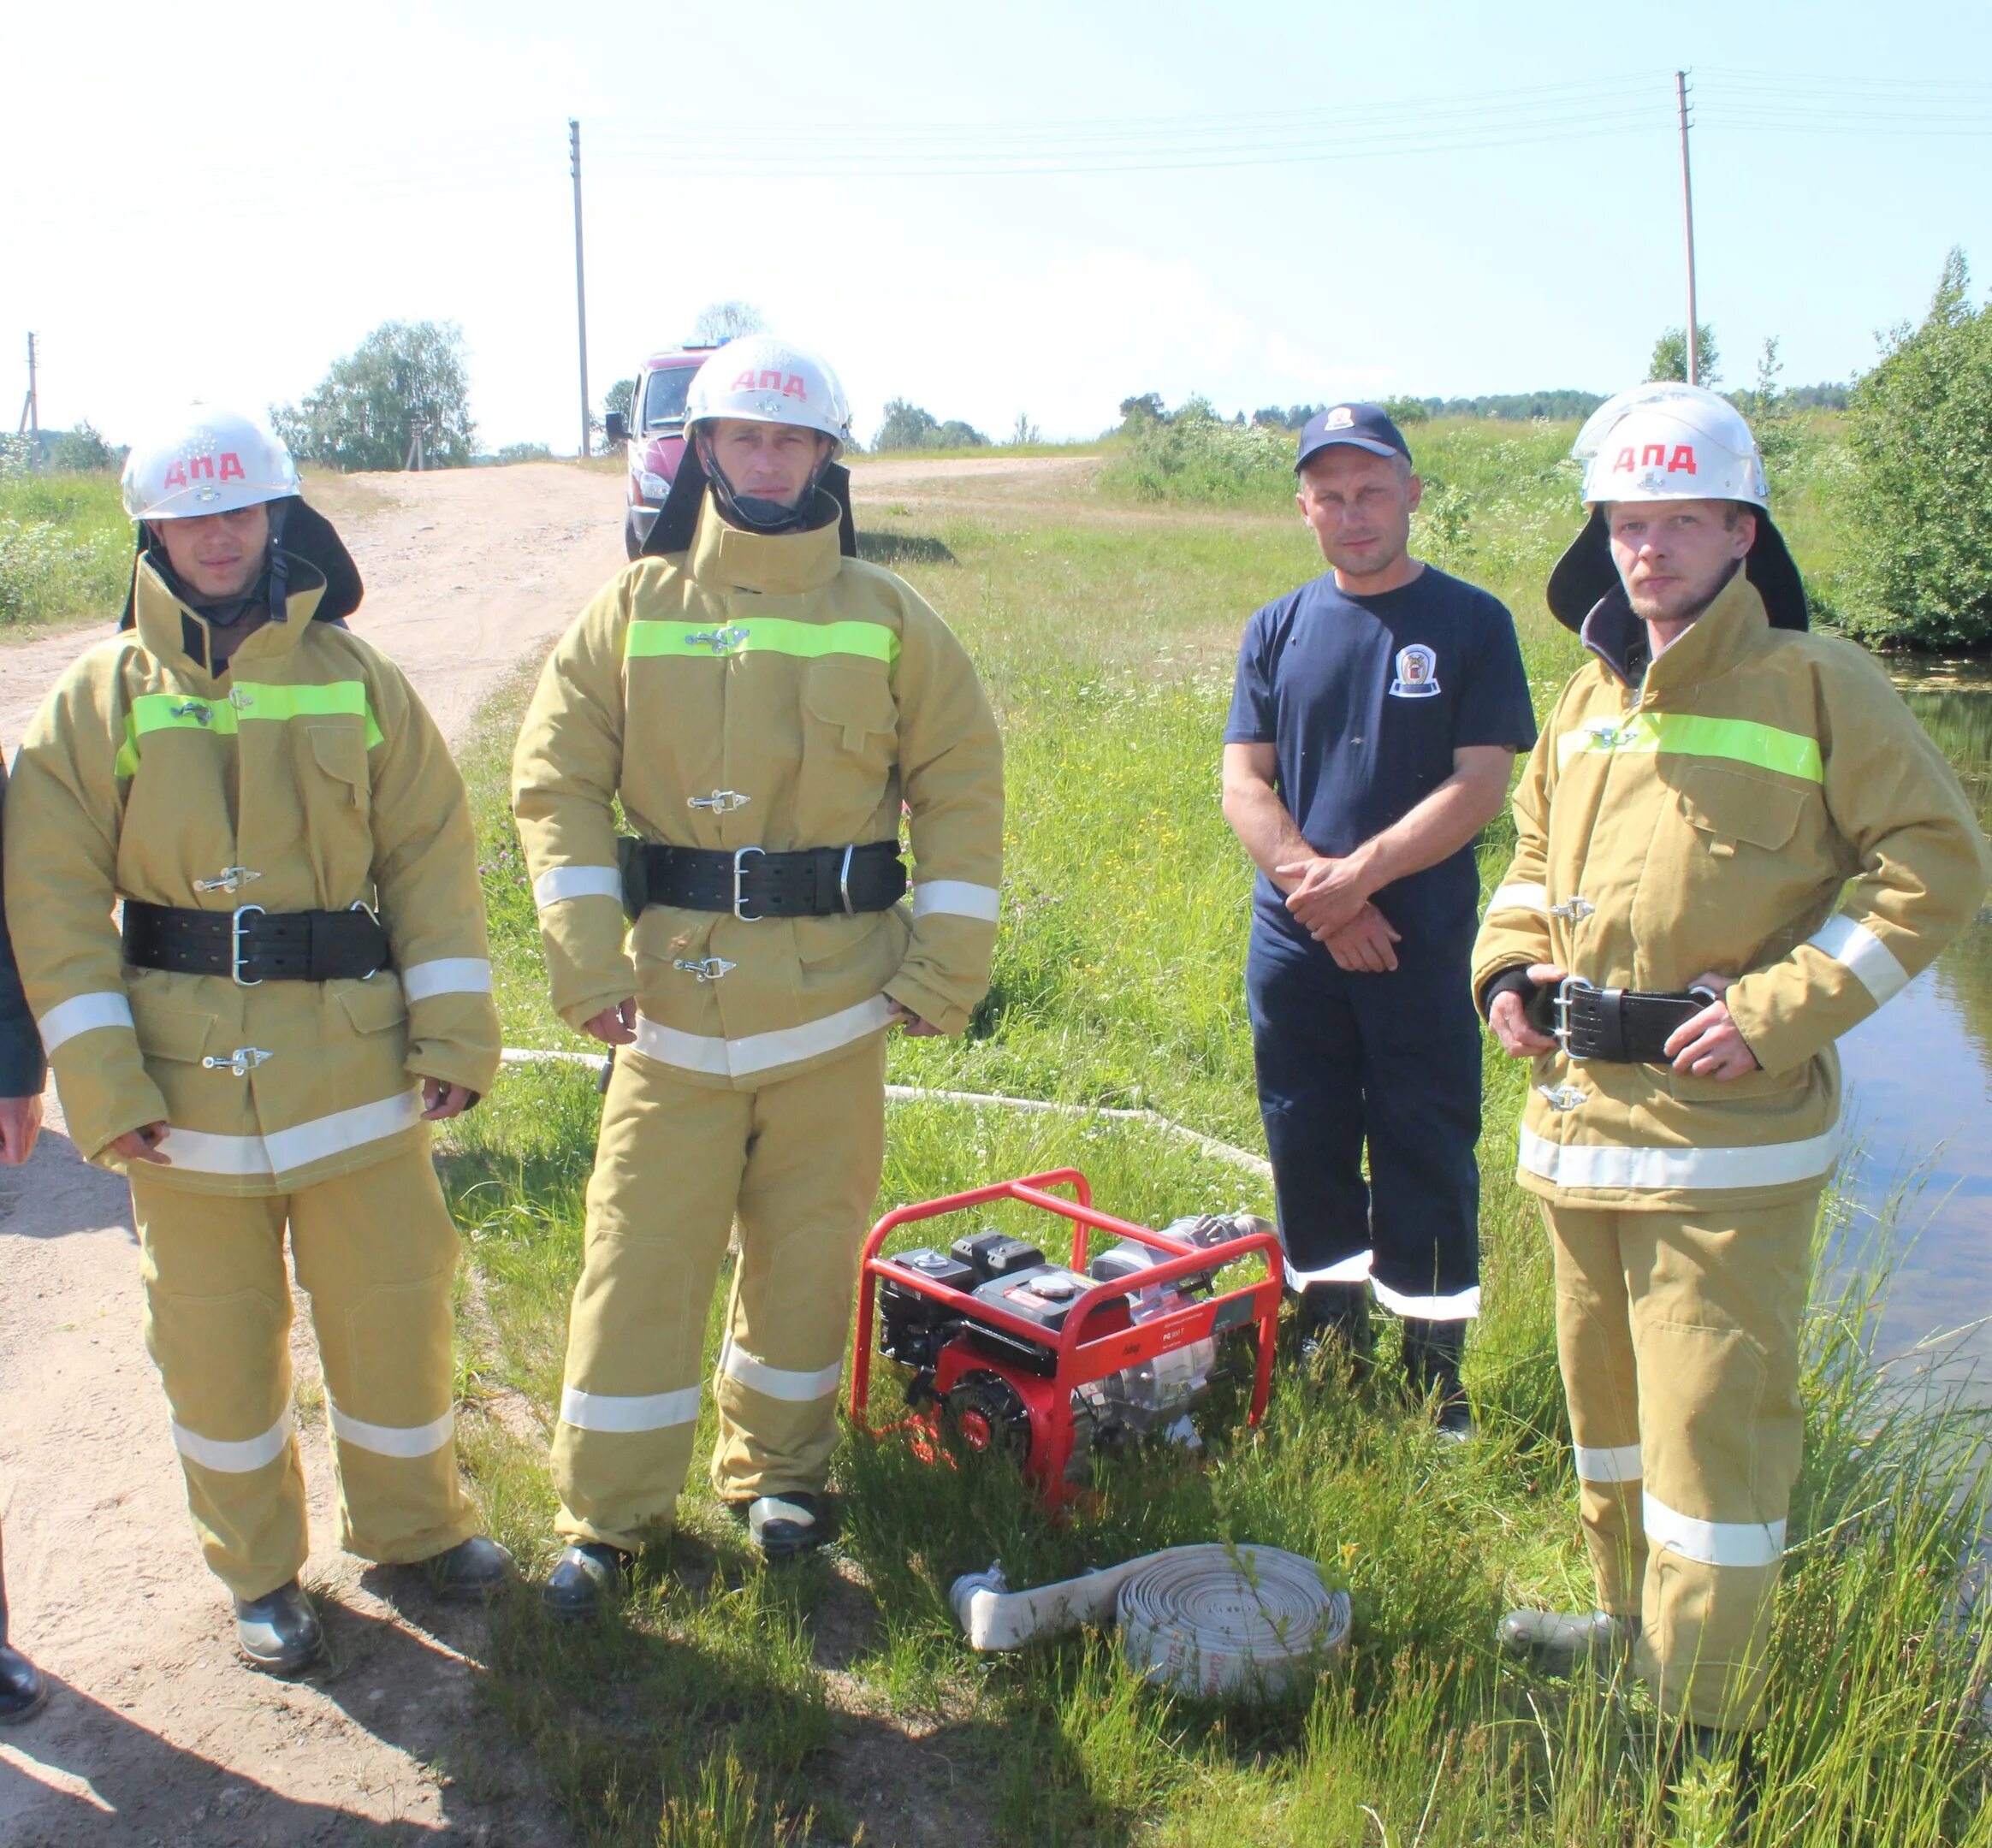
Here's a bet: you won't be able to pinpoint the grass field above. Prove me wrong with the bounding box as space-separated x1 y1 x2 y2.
432 446 1992 1846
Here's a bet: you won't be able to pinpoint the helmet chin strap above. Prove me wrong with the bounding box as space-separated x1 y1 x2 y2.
696 432 833 535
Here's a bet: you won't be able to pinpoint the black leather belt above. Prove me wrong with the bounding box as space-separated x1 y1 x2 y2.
1541 977 1716 1063
122 900 391 985
623 838 906 920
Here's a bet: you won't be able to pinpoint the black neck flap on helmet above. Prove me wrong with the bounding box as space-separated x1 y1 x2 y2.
1545 504 1809 641
121 497 365 632
640 438 857 560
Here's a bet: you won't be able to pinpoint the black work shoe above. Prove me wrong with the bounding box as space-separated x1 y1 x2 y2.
1497 1607 1640 1673
234 1580 325 1676
1402 1318 1473 1439
743 1493 829 1561
542 1543 630 1621
419 1535 513 1603
0 1644 47 1724
1293 1282 1374 1380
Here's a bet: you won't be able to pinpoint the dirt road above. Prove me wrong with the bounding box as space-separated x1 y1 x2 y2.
0 453 1074 1845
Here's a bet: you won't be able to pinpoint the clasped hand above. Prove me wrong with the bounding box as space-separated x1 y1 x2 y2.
1488 965 1760 1080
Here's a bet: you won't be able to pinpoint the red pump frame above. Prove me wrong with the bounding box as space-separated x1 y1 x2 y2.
849 1170 1283 1490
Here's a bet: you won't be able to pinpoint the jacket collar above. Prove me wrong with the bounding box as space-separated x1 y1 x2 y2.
1581 565 1769 695
131 553 326 679
686 492 842 596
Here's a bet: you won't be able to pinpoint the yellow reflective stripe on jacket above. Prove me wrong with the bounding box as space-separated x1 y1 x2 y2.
1556 710 1823 783
114 681 385 776
625 617 900 665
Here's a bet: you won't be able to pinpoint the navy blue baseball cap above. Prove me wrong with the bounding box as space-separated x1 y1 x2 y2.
1295 402 1412 471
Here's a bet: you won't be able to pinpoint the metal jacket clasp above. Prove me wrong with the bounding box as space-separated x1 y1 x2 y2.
170 700 213 725
689 791 751 813
1538 1083 1585 1113
1550 896 1595 922
673 957 738 983
203 1046 272 1077
193 867 261 894
684 626 750 655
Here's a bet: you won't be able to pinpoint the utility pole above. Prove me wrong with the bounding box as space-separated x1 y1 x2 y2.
570 118 590 459
1676 70 1700 388
16 332 38 442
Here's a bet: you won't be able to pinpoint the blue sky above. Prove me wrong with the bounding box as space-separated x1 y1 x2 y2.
4 0 1989 451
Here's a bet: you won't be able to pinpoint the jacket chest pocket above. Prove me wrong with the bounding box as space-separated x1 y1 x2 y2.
797 661 898 840
302 723 372 818
1676 762 1805 859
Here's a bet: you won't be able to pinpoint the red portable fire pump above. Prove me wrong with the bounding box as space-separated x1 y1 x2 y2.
849 1170 1283 1507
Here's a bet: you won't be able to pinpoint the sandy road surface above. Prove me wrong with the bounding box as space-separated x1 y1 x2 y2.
0 453 1075 1845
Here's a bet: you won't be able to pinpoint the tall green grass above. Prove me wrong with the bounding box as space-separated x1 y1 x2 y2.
0 467 131 625
433 465 1990 1845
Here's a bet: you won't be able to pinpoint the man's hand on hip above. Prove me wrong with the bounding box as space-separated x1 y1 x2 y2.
421 1080 476 1122
1664 973 1762 1081
584 998 638 1045
1489 962 1565 1057
887 998 943 1038
1276 850 1374 939
1320 903 1402 972
110 1122 172 1165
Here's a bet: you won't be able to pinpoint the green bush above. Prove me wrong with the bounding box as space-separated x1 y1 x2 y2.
1838 250 1992 651
1097 396 1295 505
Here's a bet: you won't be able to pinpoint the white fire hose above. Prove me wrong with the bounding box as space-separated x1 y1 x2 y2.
950 1545 1351 1697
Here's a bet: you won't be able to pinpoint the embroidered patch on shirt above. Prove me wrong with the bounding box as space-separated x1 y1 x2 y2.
1389 643 1440 698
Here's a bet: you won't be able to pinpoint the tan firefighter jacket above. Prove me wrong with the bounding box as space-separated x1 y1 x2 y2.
3 554 501 1194
1473 570 1989 1210
512 495 1004 1087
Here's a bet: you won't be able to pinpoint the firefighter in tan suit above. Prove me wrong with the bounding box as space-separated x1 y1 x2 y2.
4 406 510 1676
514 336 1003 1612
1473 386 1989 1768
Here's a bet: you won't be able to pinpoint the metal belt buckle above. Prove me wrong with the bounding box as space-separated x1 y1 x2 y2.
838 844 856 916
1553 974 1595 1062
230 904 266 986
349 899 383 979
732 846 767 921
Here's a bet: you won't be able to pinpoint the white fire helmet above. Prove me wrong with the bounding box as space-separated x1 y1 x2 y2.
122 404 300 522
1571 382 1769 510
683 336 852 456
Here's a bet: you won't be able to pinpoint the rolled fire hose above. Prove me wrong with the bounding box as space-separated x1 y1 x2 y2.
950 1544 1351 1697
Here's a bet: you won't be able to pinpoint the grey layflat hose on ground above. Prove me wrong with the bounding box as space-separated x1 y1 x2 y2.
950 1544 1350 1697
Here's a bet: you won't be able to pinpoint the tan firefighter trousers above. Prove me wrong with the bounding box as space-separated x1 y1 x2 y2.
550 1034 889 1552
1544 1194 1817 1730
130 1144 478 1601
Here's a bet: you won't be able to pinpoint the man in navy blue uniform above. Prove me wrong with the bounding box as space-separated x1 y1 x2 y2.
1222 404 1536 1433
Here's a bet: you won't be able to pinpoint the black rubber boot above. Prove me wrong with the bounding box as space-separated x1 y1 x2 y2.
418 1535 513 1603
1402 1318 1473 1440
740 1493 831 1561
1295 1282 1373 1380
0 1548 46 1725
233 1579 325 1676
542 1543 631 1620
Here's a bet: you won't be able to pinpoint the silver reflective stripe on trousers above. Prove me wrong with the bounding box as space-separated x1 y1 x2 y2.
1370 1278 1481 1321
1644 1491 1786 1567
559 1384 702 1433
37 990 134 1054
1574 1442 1644 1483
1807 913 1910 1005
328 1404 455 1458
532 864 623 909
400 957 495 1003
1282 1248 1372 1291
172 1407 293 1473
718 1340 842 1402
1518 1128 1838 1192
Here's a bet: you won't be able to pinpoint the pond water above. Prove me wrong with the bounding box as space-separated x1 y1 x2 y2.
1834 684 1992 1394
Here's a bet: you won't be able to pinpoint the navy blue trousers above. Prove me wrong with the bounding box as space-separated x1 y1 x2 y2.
1246 921 1482 1319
